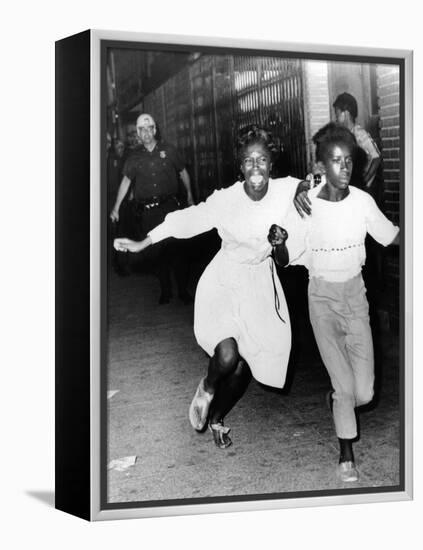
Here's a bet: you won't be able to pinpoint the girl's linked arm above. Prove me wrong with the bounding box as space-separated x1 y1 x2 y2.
148 192 220 244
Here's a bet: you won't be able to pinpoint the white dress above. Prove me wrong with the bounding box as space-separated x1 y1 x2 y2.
148 178 303 388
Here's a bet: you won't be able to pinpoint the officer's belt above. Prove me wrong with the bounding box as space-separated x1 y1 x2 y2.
133 194 178 210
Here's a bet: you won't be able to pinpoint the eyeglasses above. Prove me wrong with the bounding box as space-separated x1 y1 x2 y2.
242 156 269 168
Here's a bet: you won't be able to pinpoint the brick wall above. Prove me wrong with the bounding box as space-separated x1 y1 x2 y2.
376 65 400 324
302 61 330 172
377 66 401 224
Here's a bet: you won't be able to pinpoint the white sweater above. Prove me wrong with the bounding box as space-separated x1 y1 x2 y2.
293 185 399 282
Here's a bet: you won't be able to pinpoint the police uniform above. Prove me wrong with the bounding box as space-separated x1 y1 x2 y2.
123 140 190 301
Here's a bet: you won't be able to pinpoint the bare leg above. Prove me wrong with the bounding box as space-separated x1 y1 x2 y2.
204 338 239 393
208 359 252 449
189 338 239 431
209 359 252 424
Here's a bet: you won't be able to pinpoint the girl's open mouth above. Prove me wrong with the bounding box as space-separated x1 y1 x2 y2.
250 175 264 185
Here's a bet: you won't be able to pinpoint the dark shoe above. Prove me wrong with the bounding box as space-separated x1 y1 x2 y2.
189 378 214 431
178 291 194 305
209 421 232 449
337 461 359 482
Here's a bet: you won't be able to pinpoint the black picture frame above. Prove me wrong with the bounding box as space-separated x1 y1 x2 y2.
55 29 413 521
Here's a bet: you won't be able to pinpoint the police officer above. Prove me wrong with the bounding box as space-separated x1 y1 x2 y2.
110 113 194 304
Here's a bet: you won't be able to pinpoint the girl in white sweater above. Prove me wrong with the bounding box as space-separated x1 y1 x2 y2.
294 123 399 482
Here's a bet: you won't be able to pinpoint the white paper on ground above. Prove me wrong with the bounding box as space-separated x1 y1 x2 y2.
107 456 137 472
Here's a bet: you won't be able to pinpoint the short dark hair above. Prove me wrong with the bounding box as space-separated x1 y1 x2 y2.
313 122 357 162
333 92 358 120
237 125 275 159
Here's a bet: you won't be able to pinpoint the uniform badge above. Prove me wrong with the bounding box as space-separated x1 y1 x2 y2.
159 150 166 158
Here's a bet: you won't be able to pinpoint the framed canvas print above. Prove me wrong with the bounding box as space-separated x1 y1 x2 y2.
55 29 413 521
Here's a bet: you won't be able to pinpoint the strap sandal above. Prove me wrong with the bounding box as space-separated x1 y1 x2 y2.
209 421 232 449
188 377 214 431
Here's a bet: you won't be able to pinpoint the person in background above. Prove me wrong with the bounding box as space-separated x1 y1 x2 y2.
291 123 399 482
108 138 133 276
108 139 126 209
110 113 194 304
333 92 381 192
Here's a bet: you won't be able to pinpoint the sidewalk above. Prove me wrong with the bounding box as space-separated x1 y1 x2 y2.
106 269 401 504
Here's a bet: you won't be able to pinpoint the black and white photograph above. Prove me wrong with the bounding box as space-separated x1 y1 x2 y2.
3 0 422 545
101 37 408 511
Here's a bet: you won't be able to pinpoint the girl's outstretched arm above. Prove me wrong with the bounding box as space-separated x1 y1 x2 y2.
114 236 152 254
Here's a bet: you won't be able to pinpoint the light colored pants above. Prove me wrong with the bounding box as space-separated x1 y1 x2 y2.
308 274 374 439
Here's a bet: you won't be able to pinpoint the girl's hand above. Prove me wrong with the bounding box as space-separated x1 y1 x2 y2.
110 208 120 223
267 224 288 246
114 237 151 253
294 180 312 218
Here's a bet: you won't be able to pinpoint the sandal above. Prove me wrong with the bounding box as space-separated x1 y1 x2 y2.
209 421 232 449
189 378 214 431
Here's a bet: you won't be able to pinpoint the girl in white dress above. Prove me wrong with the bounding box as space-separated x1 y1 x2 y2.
114 128 304 448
